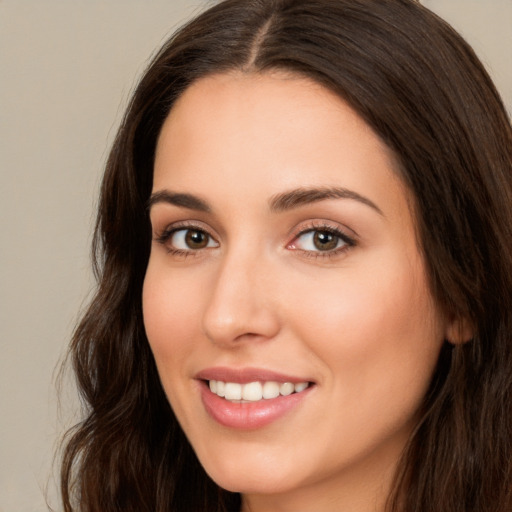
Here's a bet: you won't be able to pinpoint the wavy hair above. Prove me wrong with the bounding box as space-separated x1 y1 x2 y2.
61 1 512 510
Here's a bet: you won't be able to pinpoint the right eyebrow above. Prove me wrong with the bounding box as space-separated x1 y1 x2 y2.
147 190 211 213
269 186 384 216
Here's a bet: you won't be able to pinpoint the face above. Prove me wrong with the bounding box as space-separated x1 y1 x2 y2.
143 72 450 510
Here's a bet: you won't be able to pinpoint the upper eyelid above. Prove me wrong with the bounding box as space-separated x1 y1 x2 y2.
154 224 219 254
153 218 357 247
292 225 356 247
291 219 358 240
153 219 216 236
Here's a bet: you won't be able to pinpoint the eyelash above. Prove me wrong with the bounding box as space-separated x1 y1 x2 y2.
154 221 216 258
154 221 356 259
290 222 356 259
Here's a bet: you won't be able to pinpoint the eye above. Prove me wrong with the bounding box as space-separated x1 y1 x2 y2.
170 228 218 250
155 225 219 255
289 226 355 255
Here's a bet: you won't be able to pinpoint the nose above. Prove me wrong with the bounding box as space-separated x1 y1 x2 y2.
201 249 281 347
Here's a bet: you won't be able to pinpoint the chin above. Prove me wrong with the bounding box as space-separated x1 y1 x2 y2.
200 454 303 495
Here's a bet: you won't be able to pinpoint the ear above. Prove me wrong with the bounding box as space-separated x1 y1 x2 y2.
445 315 473 345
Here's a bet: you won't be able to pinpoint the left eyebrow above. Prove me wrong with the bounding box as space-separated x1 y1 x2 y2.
269 186 384 216
147 190 211 213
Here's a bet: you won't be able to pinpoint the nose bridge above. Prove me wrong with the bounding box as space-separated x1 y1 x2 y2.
202 241 279 346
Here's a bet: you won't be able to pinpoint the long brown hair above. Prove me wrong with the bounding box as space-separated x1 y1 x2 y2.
61 1 512 510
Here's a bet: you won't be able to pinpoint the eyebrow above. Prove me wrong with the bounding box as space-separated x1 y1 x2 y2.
147 186 383 216
269 186 383 215
147 190 211 213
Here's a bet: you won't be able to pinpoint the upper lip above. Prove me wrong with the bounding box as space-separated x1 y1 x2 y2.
195 367 313 384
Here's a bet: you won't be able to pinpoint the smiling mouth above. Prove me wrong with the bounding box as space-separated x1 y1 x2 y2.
208 380 311 402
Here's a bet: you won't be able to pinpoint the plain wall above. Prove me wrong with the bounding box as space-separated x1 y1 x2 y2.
0 1 510 511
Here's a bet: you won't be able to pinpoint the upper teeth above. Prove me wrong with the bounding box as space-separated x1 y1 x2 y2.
209 380 309 401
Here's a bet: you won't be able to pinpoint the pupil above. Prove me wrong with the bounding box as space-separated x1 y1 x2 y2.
313 231 337 251
186 230 207 248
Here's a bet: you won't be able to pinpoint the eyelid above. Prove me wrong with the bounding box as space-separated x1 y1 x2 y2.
286 220 357 256
152 218 356 258
153 220 219 250
290 219 356 239
153 219 215 237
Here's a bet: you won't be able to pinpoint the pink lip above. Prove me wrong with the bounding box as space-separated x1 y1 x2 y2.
196 366 312 384
196 367 315 430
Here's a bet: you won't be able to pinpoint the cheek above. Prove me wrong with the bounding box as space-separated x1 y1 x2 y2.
288 252 444 391
142 263 203 372
288 261 444 462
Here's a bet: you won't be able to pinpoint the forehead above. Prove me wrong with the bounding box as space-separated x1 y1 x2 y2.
153 71 411 224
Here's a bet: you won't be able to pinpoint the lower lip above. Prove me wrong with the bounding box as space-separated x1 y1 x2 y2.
199 381 313 430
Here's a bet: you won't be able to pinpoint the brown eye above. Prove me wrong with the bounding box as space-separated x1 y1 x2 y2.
168 228 218 251
185 229 209 249
312 231 339 251
290 227 353 255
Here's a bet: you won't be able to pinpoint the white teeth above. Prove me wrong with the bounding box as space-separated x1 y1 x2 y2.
280 382 294 396
208 380 310 401
294 382 308 393
242 381 263 401
262 381 280 399
224 382 242 400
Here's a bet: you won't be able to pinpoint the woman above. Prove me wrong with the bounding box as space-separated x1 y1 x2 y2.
61 0 512 511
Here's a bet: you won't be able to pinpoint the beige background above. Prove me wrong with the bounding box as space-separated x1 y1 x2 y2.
0 1 510 511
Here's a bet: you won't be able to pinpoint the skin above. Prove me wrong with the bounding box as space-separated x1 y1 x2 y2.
143 72 455 512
